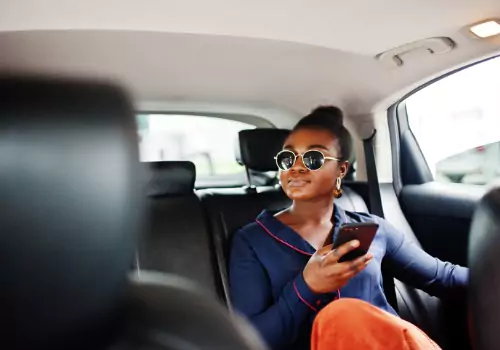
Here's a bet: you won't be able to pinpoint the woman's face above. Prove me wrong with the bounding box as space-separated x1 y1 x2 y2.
278 128 348 201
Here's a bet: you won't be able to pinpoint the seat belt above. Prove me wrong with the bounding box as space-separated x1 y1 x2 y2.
363 130 398 312
362 130 384 218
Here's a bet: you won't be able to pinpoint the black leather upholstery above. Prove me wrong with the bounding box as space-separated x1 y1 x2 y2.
118 272 266 350
138 161 221 297
236 128 290 172
380 183 472 349
468 187 500 350
147 161 196 196
379 184 446 344
0 77 144 349
0 77 265 350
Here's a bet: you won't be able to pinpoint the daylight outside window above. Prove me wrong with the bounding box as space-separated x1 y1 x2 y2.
405 55 500 187
137 114 256 187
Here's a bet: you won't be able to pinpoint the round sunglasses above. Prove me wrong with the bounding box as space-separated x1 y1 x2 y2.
274 149 341 171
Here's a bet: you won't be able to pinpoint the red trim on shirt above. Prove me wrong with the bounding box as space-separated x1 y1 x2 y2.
256 208 349 256
293 280 318 312
256 220 313 256
256 215 343 306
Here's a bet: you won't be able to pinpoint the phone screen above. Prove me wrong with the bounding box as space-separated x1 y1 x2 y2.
332 222 379 262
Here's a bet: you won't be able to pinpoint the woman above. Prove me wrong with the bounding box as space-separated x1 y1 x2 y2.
229 106 468 350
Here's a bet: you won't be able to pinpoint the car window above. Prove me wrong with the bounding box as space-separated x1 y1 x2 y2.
137 114 257 187
405 55 500 187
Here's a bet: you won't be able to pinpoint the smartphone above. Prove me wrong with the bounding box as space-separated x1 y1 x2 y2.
332 222 379 262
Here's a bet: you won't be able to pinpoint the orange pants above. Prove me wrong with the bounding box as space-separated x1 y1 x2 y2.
311 298 440 350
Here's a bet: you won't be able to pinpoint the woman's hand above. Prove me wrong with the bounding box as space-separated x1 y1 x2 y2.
303 241 374 294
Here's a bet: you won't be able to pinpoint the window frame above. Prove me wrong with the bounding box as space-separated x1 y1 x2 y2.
138 110 275 128
389 53 500 193
136 111 275 189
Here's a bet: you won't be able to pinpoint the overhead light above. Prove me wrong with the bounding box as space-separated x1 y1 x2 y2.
469 20 500 38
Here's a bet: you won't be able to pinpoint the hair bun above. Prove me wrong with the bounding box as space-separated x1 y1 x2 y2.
310 106 344 128
293 105 351 161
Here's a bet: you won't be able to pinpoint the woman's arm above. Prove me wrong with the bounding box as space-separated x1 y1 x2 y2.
229 231 319 350
382 219 468 298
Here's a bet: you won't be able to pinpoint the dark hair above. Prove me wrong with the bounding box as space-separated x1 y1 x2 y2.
292 106 352 161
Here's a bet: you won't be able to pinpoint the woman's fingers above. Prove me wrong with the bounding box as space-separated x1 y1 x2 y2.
348 253 374 272
324 240 360 264
317 243 334 256
336 254 374 279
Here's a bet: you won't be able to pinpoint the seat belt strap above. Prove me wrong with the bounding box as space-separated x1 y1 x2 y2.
363 130 398 312
362 130 384 218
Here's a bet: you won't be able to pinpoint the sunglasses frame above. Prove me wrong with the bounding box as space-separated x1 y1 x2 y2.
274 149 341 171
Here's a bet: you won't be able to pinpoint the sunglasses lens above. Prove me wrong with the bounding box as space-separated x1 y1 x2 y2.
303 151 325 170
276 151 295 170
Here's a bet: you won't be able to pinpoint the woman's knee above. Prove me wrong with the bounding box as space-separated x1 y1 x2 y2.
316 298 377 320
312 298 439 350
313 298 398 334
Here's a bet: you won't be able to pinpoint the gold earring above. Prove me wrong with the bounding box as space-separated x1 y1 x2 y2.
333 177 343 198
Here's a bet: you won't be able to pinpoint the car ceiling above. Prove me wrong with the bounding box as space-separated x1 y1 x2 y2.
1 0 500 126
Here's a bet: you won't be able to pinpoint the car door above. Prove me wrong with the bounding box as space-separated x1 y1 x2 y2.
388 54 500 349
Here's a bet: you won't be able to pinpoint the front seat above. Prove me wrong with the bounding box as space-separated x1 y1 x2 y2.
0 76 265 350
468 187 500 350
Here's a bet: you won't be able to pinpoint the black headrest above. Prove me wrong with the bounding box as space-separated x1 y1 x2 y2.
468 187 500 350
122 272 267 349
0 76 144 349
236 128 290 172
147 161 196 196
235 127 356 174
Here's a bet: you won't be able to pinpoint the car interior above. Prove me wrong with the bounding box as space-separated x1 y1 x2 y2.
2 1 500 350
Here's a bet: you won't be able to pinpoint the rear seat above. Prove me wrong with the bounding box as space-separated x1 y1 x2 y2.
139 131 452 347
198 129 369 307
136 161 222 298
199 128 452 347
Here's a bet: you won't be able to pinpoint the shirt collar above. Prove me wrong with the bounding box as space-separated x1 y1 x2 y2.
255 204 351 256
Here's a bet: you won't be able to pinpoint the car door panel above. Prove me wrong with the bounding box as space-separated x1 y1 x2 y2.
399 182 485 267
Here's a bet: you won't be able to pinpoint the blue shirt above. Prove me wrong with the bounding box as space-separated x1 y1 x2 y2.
229 205 468 350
